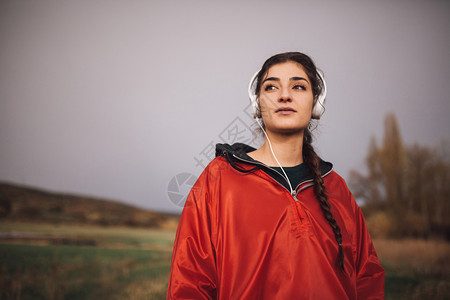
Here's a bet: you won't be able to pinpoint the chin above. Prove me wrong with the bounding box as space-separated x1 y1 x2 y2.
266 125 305 135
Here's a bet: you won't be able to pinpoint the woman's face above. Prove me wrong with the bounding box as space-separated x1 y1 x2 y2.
258 61 314 135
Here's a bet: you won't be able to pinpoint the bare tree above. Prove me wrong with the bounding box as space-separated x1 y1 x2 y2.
350 113 449 239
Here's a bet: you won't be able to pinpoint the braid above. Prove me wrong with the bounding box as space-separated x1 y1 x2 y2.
303 129 345 272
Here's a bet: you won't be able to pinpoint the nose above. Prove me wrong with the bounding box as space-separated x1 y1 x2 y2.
279 87 292 103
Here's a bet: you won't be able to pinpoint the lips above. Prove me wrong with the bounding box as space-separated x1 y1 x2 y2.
275 107 296 113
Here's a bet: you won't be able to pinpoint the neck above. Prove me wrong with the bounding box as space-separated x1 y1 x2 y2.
258 130 304 167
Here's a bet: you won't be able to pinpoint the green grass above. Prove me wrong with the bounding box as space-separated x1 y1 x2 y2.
375 238 450 300
0 222 175 299
0 245 172 300
385 271 420 298
384 270 448 300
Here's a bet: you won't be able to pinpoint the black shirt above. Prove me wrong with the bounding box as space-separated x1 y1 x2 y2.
271 163 309 190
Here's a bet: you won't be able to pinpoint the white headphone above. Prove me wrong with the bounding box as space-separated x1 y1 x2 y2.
248 69 327 120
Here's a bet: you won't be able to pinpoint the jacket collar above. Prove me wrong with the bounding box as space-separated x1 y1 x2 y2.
216 143 333 188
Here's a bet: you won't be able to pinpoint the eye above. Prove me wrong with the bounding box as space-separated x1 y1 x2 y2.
264 84 277 91
293 84 306 90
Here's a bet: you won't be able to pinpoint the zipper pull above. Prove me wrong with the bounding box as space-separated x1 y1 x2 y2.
292 190 299 201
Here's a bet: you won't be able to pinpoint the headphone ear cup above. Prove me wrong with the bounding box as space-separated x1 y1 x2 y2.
311 69 327 119
248 71 260 119
252 97 260 118
311 95 324 119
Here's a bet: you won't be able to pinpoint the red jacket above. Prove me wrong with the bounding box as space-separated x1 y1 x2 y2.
167 144 385 299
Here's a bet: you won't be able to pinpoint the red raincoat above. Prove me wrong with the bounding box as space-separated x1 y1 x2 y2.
167 146 385 299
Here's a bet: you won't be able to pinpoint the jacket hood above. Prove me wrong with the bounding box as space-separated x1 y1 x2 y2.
215 143 333 190
215 142 256 158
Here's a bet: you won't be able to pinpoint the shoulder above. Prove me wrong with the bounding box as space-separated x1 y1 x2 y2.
194 157 235 188
186 158 229 206
325 171 355 208
202 156 233 176
325 171 351 193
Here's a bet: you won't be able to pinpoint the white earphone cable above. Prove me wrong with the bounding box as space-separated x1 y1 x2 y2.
255 118 295 195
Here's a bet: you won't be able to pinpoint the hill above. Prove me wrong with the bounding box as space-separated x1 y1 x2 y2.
0 181 179 229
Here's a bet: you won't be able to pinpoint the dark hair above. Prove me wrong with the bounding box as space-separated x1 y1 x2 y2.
254 52 345 272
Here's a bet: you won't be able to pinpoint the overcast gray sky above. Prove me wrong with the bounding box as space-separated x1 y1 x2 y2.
1 0 449 213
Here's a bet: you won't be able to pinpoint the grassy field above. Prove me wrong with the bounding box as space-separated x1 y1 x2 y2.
374 238 449 300
1 222 449 299
0 222 176 299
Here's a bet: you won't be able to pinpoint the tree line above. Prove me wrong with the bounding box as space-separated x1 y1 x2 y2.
349 113 449 239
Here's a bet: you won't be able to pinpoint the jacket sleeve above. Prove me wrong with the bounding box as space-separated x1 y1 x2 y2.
167 168 217 300
352 195 385 299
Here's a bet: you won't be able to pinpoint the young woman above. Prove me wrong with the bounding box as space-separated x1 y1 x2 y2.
167 52 385 299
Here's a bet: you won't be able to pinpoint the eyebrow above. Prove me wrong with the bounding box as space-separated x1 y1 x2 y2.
262 76 310 84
